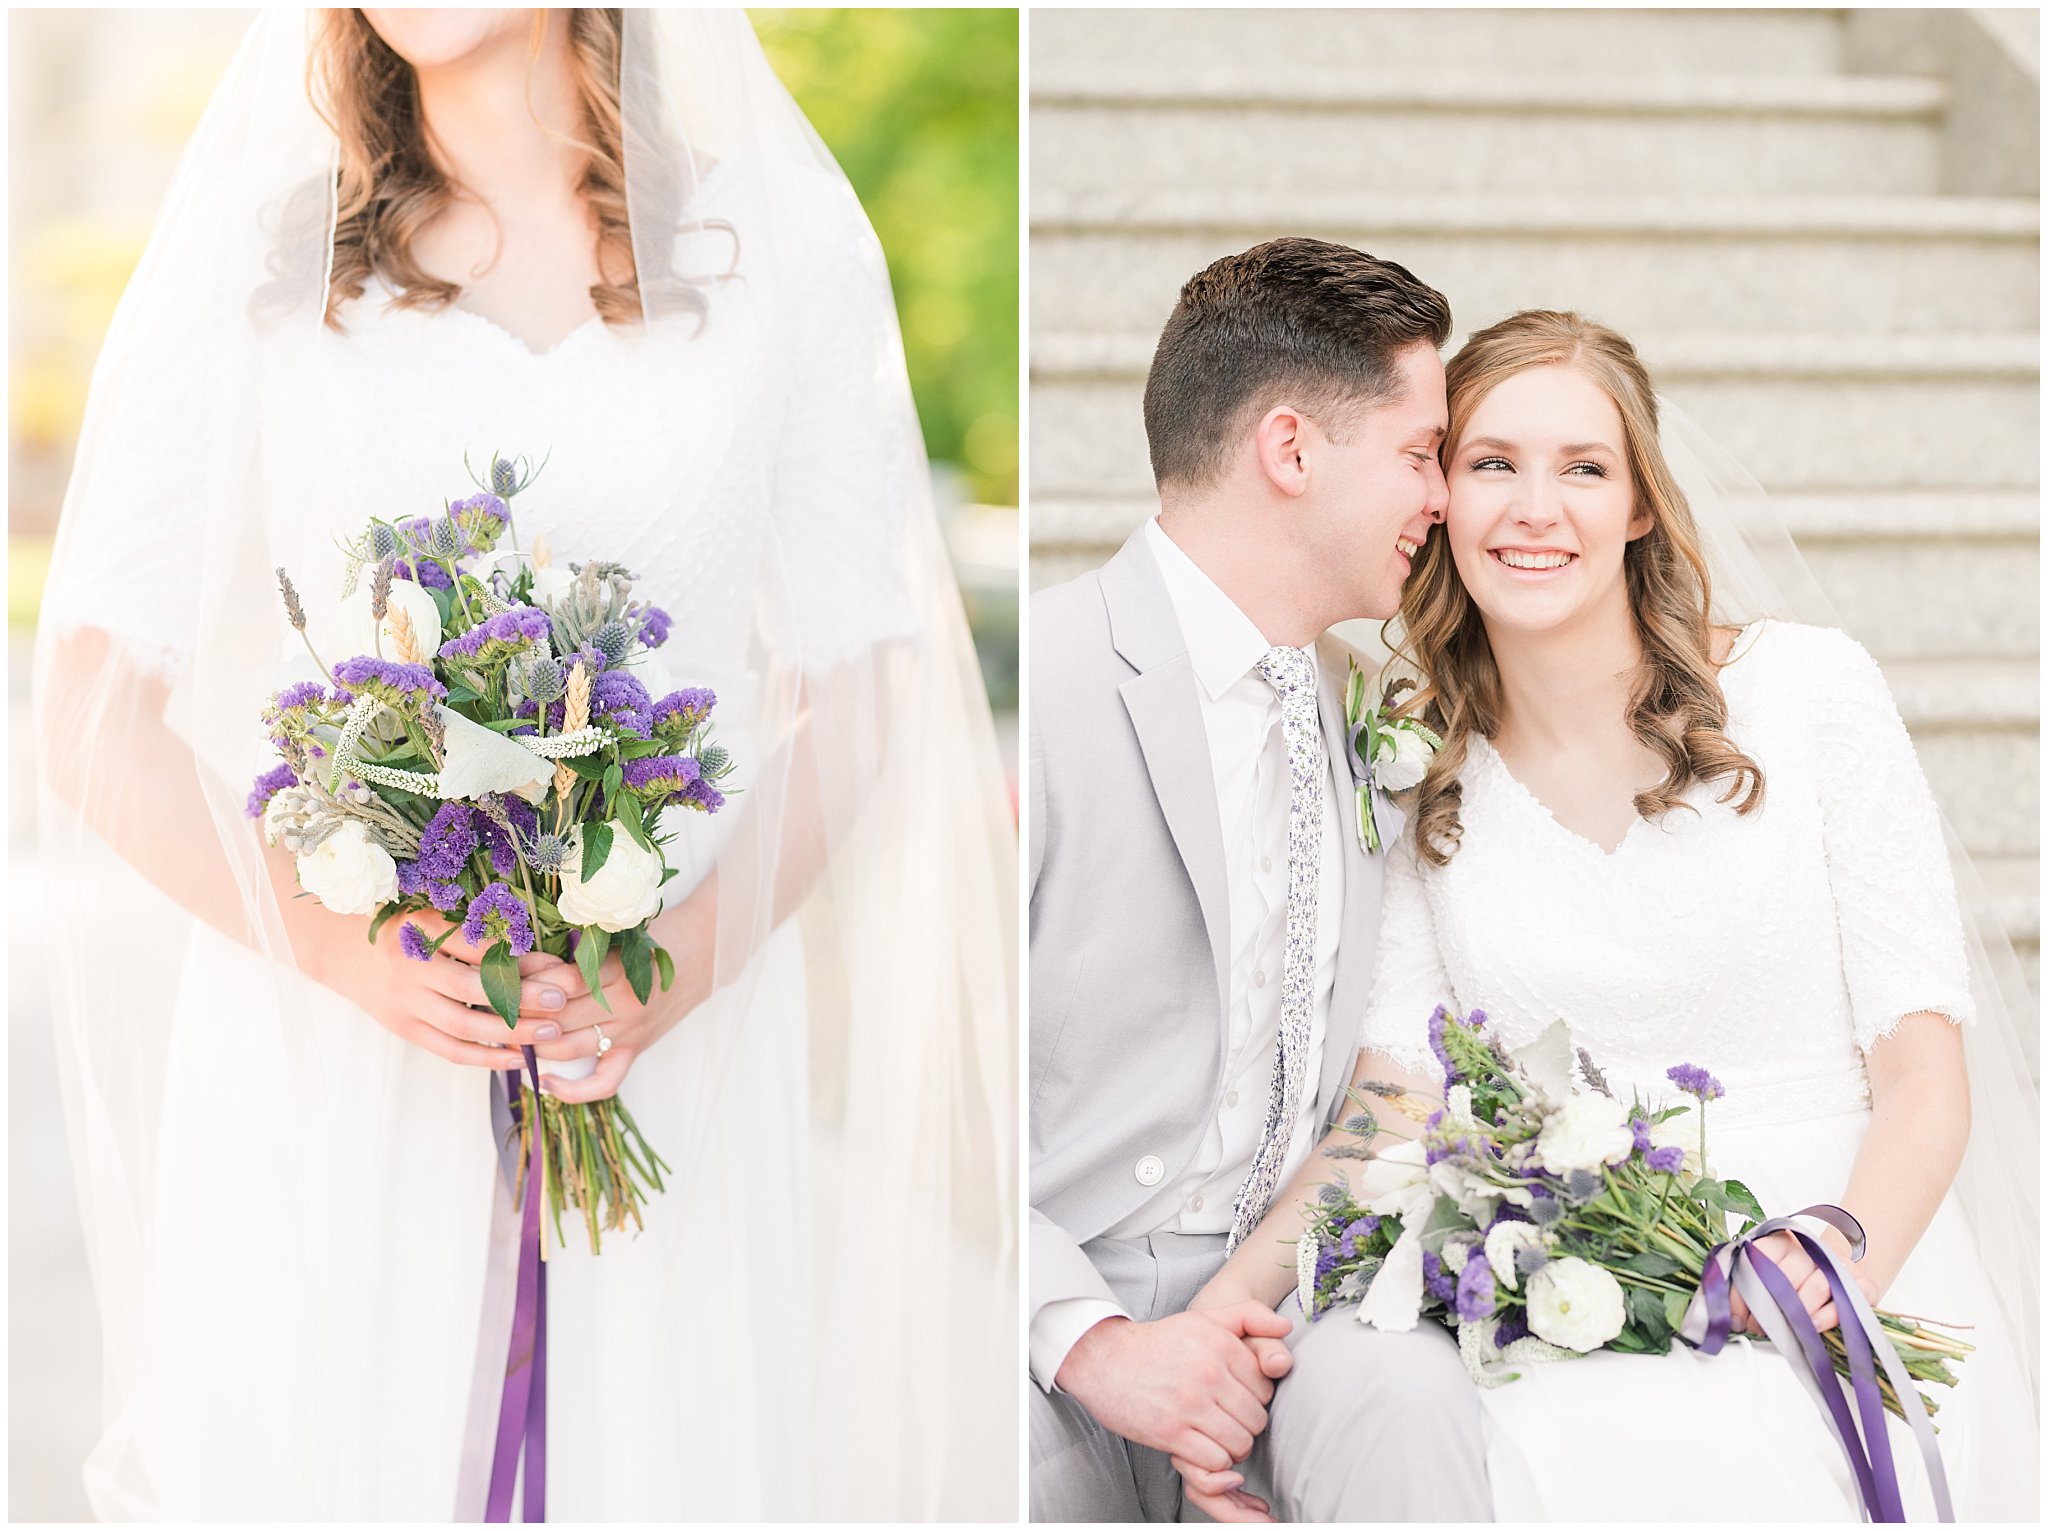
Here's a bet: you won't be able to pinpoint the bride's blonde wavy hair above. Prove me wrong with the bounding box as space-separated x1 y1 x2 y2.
1392 310 1765 867
308 8 639 329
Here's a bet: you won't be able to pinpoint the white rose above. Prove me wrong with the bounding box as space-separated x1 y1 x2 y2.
1373 726 1433 792
529 564 576 609
1524 1256 1627 1352
295 820 399 916
556 823 666 932
626 644 674 700
1535 1092 1635 1176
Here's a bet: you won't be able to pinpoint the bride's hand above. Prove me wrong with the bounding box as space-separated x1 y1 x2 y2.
518 905 715 1103
1729 1227 1877 1337
303 908 573 1069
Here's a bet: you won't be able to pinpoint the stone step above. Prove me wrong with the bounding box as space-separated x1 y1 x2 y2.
1033 73 1947 199
1032 8 1853 81
1030 197 2040 337
1034 479 2040 662
1882 660 2040 861
1033 340 2039 498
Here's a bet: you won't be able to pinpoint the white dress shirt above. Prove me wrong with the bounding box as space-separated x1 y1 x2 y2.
1031 517 1346 1388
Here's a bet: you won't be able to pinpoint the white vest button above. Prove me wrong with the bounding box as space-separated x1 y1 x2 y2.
1134 1154 1165 1187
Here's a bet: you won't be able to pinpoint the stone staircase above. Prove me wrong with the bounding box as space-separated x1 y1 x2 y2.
1029 8 2040 1003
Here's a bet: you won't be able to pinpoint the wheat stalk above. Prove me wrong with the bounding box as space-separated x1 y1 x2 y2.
532 531 554 571
554 662 590 801
388 606 421 665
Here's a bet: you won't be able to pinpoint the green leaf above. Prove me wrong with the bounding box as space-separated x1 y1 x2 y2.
1621 1250 1683 1279
580 821 614 883
479 941 522 1028
1721 1179 1767 1225
618 737 666 760
575 926 613 1016
1663 1288 1693 1331
618 790 653 852
602 762 624 814
477 716 537 733
653 942 676 993
658 866 679 885
532 895 562 926
443 680 481 706
366 905 399 946
618 925 653 1004
430 585 456 628
562 753 609 781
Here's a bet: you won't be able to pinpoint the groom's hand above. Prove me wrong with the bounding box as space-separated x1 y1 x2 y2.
1054 1304 1292 1474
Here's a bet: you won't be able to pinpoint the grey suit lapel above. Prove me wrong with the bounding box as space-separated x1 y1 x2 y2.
1101 533 1232 1045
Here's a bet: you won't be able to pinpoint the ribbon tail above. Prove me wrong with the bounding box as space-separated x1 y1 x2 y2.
486 1048 548 1522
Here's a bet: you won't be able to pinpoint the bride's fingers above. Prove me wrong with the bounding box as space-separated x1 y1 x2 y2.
401 1016 526 1070
1172 1459 1244 1497
422 955 569 1021
541 1044 633 1104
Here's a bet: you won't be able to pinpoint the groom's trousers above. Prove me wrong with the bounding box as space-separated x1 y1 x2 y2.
1029 1231 1491 1522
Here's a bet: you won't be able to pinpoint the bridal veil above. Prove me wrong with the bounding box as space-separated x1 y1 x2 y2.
33 9 1015 1518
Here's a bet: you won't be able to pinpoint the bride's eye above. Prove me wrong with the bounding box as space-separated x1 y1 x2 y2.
1565 461 1608 478
1471 456 1511 472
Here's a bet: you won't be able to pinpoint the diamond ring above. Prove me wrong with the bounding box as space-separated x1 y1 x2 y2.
592 1021 612 1057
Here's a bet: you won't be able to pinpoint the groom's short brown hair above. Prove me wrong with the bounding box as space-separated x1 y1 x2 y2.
1143 238 1452 489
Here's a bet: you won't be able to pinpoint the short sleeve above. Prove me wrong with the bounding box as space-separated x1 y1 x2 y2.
1356 825 1455 1076
1800 627 1975 1049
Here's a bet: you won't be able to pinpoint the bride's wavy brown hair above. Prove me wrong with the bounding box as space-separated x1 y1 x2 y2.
308 8 639 328
1392 310 1765 866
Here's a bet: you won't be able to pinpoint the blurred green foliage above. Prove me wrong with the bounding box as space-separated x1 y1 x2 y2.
752 9 1018 506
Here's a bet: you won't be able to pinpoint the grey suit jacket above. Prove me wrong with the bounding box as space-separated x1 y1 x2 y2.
1029 527 1390 1344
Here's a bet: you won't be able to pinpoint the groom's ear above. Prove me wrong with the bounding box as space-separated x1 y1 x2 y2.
1253 404 1312 498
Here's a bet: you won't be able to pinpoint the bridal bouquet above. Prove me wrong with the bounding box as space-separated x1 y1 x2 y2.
1298 1008 1971 1425
250 453 734 1253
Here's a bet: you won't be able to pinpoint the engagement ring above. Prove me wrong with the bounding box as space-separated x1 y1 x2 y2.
592 1022 612 1057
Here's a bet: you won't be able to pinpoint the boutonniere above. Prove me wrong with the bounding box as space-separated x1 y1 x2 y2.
1343 659 1442 853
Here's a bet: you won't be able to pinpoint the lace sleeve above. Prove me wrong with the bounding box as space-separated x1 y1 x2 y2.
1800 626 1975 1048
1356 824 1454 1077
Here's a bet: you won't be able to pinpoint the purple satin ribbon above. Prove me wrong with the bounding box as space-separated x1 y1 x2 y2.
486 1047 547 1523
1681 1204 1953 1523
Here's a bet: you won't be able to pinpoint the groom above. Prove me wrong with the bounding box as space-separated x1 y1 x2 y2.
1029 238 1490 1523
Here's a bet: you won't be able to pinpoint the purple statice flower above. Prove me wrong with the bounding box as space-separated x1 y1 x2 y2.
1421 1249 1458 1305
683 778 726 814
513 696 568 733
1337 1215 1381 1260
650 687 716 740
1494 1311 1530 1349
437 606 552 666
462 882 534 956
562 644 607 676
398 802 477 903
398 922 434 962
1315 1244 1342 1281
1666 1063 1725 1103
1644 1145 1685 1175
590 670 653 737
637 605 673 648
622 753 702 797
392 516 458 590
448 491 509 549
476 816 518 877
1455 1252 1498 1322
1427 1005 1456 1086
1425 1132 1475 1167
331 655 447 707
1485 1203 1532 1231
246 762 297 819
1630 1114 1654 1154
271 680 329 712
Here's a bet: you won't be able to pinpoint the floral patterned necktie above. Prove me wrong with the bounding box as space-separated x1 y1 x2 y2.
1230 645 1323 1252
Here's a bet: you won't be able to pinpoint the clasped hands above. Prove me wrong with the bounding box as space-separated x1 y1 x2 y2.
1056 1299 1293 1524
348 905 694 1103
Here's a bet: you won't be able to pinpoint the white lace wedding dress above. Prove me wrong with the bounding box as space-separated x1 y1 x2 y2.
127 274 828 1520
1357 620 2034 1522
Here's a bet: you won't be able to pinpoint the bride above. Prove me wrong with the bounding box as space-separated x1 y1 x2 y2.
1192 310 2036 1521
33 8 1013 1521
